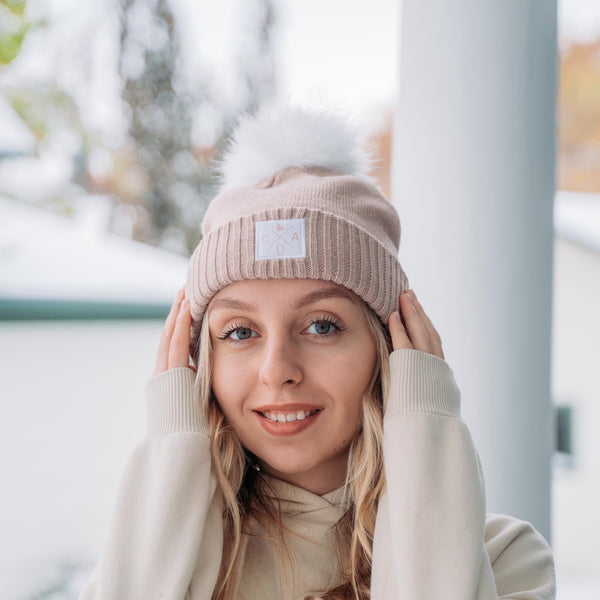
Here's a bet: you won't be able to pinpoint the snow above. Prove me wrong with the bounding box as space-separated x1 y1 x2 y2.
0 195 189 303
555 191 600 256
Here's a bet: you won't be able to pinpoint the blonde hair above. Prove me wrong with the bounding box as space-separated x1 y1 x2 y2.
194 301 392 600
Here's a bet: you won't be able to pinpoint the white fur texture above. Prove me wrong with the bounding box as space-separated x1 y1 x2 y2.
218 105 372 191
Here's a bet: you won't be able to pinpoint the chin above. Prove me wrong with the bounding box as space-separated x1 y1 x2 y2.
259 452 319 477
255 445 349 488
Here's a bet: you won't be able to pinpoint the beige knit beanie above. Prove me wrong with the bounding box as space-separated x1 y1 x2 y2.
186 106 409 356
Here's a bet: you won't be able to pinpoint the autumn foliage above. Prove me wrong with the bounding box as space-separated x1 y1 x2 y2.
559 39 600 192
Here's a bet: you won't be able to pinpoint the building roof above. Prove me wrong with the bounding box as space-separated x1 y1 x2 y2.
0 195 188 319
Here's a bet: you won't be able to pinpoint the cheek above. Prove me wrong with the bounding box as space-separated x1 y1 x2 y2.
324 347 377 431
332 345 377 398
210 353 242 418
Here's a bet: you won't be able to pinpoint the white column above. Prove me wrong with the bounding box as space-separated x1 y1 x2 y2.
393 0 557 541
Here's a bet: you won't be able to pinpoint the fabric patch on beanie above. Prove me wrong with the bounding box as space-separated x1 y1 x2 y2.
255 219 306 260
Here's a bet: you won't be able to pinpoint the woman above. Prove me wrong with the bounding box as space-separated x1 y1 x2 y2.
80 106 555 599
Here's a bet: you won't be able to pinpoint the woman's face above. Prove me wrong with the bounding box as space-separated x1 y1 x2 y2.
208 278 378 495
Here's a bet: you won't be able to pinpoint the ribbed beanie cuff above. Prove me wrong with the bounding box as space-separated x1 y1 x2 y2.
187 206 407 321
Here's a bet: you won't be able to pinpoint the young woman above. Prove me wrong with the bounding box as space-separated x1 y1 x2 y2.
80 107 555 599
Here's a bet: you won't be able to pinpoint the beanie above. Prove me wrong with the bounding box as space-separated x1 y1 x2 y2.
186 106 409 356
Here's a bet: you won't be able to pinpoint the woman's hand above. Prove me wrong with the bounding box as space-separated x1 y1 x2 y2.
388 290 444 359
152 287 196 377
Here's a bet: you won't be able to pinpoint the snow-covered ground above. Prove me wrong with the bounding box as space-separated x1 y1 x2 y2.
0 195 189 304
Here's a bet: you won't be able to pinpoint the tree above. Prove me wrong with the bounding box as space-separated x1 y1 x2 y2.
0 0 28 65
118 0 277 254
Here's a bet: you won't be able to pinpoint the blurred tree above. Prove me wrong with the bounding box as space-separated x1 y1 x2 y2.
118 0 277 255
559 39 600 193
237 0 277 116
0 0 28 65
7 83 83 141
0 0 276 244
119 0 206 253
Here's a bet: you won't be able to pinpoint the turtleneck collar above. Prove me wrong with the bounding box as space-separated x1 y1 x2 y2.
260 474 348 523
237 474 348 598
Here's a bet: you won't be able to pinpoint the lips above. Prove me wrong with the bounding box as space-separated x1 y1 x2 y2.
253 405 323 435
260 409 319 423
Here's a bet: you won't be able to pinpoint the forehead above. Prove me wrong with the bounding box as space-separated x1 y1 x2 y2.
208 279 361 312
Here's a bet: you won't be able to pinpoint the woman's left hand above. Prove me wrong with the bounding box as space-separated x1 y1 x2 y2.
388 290 445 359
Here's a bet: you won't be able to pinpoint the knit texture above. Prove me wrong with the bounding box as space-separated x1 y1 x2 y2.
145 367 206 436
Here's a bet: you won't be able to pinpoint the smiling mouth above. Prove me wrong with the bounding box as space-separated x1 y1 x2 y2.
258 409 321 423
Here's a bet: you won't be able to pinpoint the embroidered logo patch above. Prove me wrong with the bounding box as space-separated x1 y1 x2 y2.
255 219 306 260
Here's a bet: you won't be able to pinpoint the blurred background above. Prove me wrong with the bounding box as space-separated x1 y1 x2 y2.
0 0 599 598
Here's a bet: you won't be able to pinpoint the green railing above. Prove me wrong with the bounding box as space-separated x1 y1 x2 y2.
0 297 170 320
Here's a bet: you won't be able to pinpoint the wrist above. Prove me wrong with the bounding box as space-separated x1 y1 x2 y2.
386 349 461 419
145 367 208 436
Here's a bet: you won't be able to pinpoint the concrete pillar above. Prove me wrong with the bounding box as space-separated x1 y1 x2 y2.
393 0 557 541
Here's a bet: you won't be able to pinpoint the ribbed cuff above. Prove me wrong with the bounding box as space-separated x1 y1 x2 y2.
386 349 461 419
144 367 208 437
187 207 408 325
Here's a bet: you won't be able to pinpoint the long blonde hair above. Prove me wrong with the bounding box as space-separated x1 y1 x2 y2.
193 300 392 600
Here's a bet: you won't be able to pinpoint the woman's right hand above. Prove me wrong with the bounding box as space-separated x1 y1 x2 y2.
152 287 195 377
388 290 445 360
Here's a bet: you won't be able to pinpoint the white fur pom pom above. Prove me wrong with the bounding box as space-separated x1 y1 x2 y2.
218 105 372 191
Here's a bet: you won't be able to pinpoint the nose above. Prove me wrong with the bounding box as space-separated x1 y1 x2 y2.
258 335 303 389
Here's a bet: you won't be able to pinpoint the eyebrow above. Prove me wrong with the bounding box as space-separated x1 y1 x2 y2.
209 285 357 313
209 297 256 312
293 287 357 309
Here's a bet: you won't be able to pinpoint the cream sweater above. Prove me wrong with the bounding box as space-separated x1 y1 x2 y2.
79 349 555 599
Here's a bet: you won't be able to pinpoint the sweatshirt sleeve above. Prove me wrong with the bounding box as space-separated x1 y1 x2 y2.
372 349 555 600
79 367 223 600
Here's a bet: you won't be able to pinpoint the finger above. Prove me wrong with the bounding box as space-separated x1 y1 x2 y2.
168 298 193 370
408 291 445 359
388 310 413 351
399 292 434 354
153 288 185 376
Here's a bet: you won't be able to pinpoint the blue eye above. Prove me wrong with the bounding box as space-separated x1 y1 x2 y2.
217 324 257 341
228 327 255 340
306 320 337 335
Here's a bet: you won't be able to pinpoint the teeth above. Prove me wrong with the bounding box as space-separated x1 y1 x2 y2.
262 409 317 423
